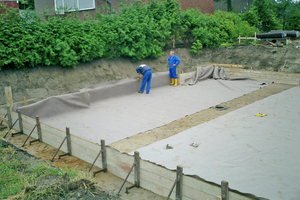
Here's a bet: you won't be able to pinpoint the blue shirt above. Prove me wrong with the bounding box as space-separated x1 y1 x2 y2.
136 65 151 75
168 55 181 69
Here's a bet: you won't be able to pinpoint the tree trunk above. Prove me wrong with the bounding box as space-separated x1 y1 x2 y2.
227 0 232 12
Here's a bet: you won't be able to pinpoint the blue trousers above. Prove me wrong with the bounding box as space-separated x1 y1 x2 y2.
169 67 177 79
140 70 152 93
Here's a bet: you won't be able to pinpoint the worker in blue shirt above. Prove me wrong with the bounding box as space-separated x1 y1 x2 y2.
136 64 152 94
168 51 181 86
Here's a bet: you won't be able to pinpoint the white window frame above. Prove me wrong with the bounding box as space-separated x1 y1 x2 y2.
54 0 95 14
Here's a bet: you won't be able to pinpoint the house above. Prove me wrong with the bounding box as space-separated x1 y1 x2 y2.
35 0 214 17
0 0 19 14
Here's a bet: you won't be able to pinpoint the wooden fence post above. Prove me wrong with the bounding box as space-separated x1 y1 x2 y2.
18 110 23 134
7 106 12 129
221 180 229 200
5 86 13 112
36 116 42 142
134 151 140 188
66 127 72 156
176 165 183 200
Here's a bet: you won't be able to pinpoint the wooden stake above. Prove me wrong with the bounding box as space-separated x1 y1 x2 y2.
18 110 23 134
7 106 12 129
36 116 43 142
176 165 183 200
5 86 13 112
24 96 27 106
101 139 107 171
239 35 241 44
255 32 257 41
66 127 72 156
221 180 229 200
134 151 140 188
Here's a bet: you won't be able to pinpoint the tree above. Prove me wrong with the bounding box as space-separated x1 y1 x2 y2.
273 0 294 30
252 0 281 31
285 2 300 30
214 0 232 12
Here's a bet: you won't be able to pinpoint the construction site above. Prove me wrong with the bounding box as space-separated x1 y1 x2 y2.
0 42 300 200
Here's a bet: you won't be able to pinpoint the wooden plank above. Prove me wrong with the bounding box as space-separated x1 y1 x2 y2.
107 162 135 183
139 168 175 197
140 175 176 199
40 123 66 139
182 176 220 197
22 116 38 127
5 86 13 112
70 134 100 154
182 184 217 200
106 148 134 169
239 37 257 40
140 167 175 188
0 116 8 123
228 191 254 200
139 159 176 181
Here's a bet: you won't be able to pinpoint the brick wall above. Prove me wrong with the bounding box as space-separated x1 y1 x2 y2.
34 0 214 18
180 0 214 14
0 1 19 14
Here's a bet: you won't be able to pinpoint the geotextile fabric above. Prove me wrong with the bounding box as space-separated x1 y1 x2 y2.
183 65 226 86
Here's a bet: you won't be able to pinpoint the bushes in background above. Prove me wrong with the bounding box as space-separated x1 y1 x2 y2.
0 0 258 69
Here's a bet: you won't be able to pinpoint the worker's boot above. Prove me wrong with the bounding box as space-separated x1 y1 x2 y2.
170 78 174 85
173 79 178 87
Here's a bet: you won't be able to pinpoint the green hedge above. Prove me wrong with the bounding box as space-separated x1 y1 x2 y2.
0 0 258 69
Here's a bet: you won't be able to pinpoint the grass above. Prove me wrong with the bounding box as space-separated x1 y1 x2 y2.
0 140 90 200
0 143 27 198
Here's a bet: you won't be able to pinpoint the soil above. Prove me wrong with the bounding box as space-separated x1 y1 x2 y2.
0 41 299 199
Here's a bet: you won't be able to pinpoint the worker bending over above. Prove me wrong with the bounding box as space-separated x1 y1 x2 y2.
136 64 152 94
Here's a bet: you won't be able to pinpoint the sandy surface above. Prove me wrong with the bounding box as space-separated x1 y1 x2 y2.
0 82 294 200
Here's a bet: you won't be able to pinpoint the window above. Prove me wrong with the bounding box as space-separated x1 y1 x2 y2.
54 0 95 14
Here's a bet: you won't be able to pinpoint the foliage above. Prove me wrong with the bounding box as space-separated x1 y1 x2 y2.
19 0 35 10
283 2 300 31
182 9 258 51
0 0 262 69
190 40 203 54
0 141 91 199
251 0 281 32
239 8 261 28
